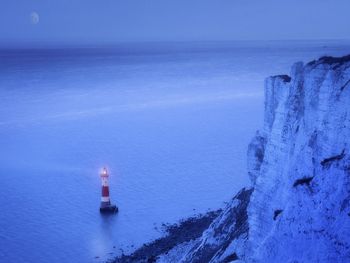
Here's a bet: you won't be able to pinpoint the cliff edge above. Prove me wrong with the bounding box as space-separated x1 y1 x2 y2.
246 55 350 262
113 54 350 263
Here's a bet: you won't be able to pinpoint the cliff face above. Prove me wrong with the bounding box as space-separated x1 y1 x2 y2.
114 55 350 263
155 188 252 263
182 55 350 262
179 188 252 263
247 55 350 262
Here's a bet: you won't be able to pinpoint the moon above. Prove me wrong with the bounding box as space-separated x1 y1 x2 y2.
30 12 39 25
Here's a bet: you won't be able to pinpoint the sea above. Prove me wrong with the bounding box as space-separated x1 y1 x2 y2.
0 40 349 263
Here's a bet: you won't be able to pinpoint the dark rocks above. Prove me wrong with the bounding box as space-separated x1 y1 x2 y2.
340 79 350 91
222 252 238 262
307 55 350 68
276 75 292 83
181 188 253 263
293 176 314 187
273 209 283 220
321 150 345 168
110 210 221 263
110 188 253 263
319 55 350 66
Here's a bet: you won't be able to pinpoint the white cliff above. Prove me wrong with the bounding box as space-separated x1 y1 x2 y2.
181 54 350 263
113 54 350 263
246 55 350 262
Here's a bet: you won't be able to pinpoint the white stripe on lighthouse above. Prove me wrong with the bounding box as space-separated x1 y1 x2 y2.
101 196 110 202
101 178 109 186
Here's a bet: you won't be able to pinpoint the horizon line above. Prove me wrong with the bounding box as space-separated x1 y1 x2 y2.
1 38 350 50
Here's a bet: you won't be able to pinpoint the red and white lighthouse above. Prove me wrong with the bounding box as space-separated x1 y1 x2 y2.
100 167 118 213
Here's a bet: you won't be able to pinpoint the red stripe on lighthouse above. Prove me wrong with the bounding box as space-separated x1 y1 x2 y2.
102 186 110 197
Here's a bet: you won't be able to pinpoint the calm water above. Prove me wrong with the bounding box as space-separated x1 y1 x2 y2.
0 41 349 263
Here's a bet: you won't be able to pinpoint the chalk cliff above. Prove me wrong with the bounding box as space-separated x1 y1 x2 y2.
181 54 350 262
114 54 350 263
246 55 350 262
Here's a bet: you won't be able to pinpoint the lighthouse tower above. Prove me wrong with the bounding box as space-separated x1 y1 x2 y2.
100 167 118 213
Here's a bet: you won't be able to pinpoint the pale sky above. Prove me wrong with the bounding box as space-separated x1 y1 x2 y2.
1 0 350 45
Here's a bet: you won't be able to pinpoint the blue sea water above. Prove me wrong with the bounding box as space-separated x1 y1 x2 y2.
0 41 349 263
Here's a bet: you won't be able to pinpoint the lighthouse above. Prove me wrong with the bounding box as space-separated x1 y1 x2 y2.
100 167 118 213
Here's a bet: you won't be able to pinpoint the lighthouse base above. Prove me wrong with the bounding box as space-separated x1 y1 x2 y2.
100 204 118 214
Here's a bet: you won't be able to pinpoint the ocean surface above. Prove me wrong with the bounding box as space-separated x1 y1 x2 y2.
0 41 349 263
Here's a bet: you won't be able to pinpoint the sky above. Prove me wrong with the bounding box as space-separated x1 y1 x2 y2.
1 0 350 45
